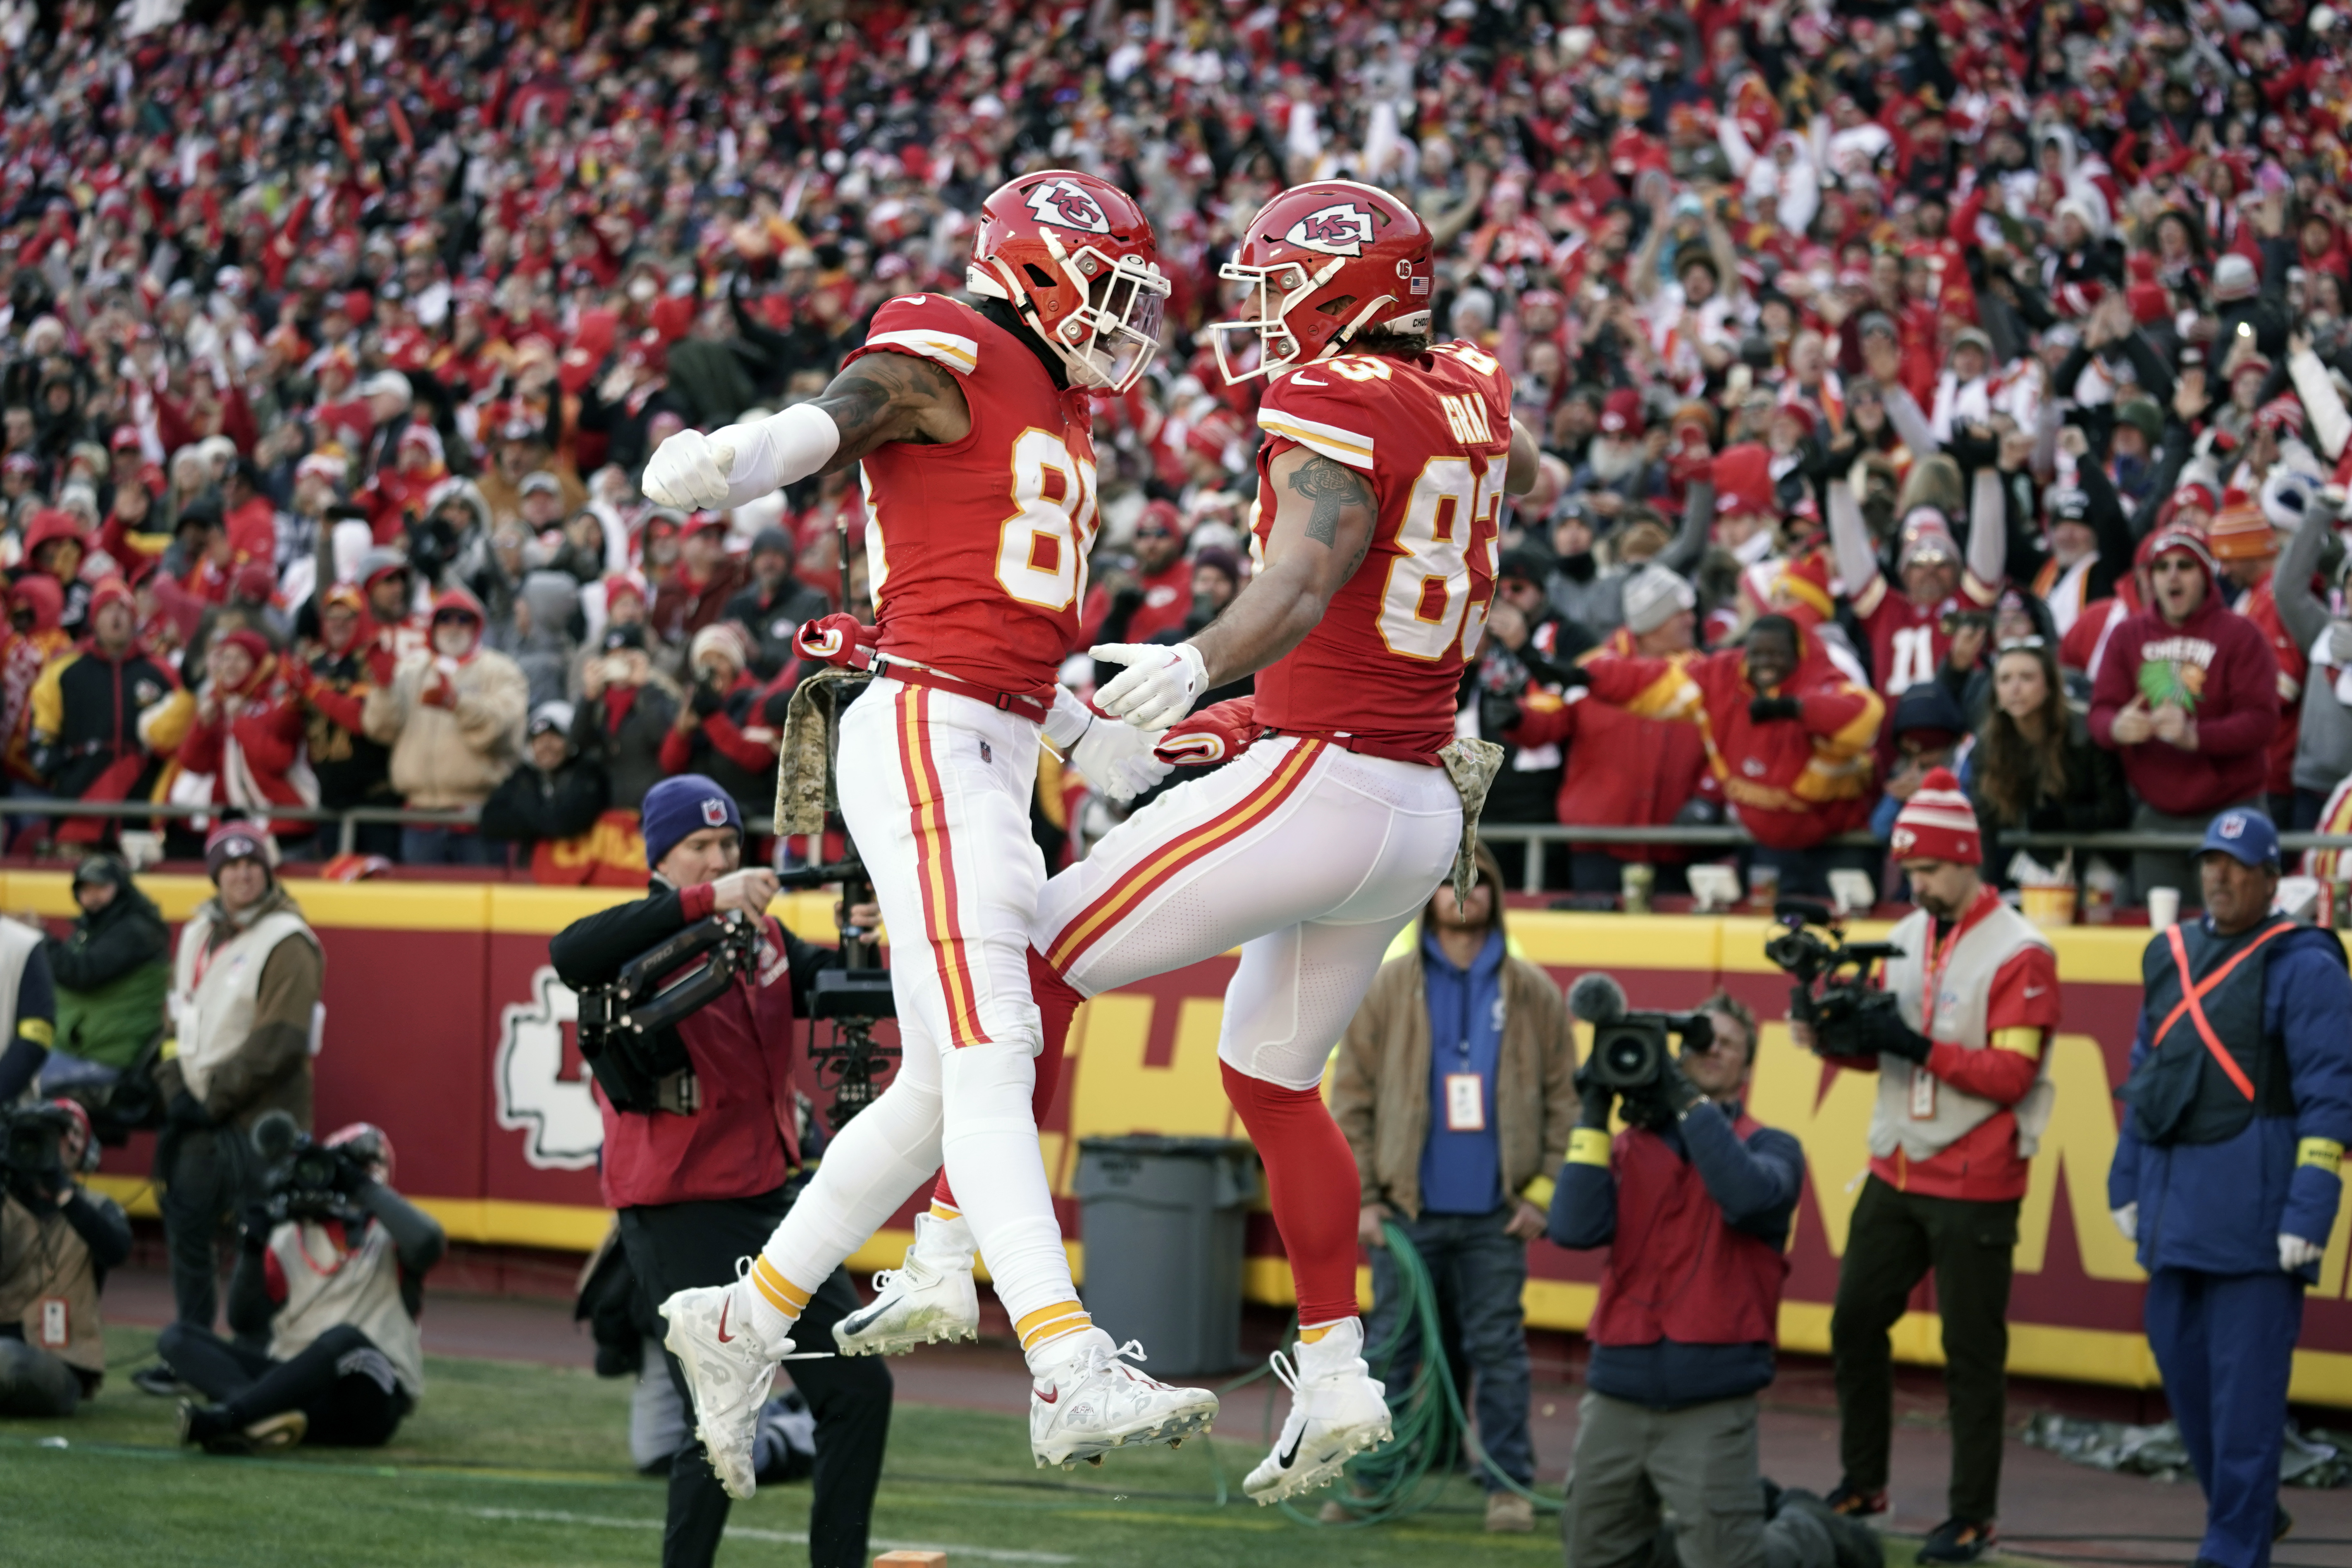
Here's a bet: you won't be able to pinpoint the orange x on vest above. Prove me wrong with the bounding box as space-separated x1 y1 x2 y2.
2157 920 2294 1102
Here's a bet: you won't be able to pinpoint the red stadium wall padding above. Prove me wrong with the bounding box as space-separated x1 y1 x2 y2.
48 872 2352 1406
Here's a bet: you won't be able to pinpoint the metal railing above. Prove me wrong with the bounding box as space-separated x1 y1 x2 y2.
0 797 479 859
1472 823 2352 895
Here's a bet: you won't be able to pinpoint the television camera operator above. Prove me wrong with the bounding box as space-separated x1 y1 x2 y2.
1783 772 2060 1562
547 773 891 1568
0 1100 129 1415
1548 984 1872 1568
163 1116 443 1453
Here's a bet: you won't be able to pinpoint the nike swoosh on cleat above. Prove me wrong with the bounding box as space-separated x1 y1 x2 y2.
1277 1431 1303 1468
1034 1384 1058 1404
717 1301 735 1344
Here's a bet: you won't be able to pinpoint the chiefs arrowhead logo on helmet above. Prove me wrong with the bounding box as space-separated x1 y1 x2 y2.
1283 203 1378 256
1023 179 1112 234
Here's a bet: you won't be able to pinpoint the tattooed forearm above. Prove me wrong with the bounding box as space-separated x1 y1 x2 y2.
813 352 965 468
1287 454 1375 547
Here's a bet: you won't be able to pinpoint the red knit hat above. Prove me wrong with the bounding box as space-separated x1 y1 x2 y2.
1712 443 1777 519
2209 492 2276 560
1889 768 1981 866
1773 552 1836 618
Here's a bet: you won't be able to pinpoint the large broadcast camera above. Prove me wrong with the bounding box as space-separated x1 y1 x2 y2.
1766 898 1906 1039
773 856 898 1130
1568 972 1716 1108
0 1103 76 1207
251 1109 370 1224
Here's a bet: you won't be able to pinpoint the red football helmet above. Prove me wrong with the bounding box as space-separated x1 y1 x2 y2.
1208 181 1435 385
967 170 1170 393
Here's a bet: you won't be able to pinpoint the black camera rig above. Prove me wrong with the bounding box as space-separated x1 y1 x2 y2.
774 856 898 1131
1568 971 1715 1097
250 1109 369 1225
574 910 768 1114
0 1103 74 1208
1765 898 1906 1037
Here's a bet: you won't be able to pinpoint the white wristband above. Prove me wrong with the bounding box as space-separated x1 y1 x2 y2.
715 402 842 506
1043 686 1094 750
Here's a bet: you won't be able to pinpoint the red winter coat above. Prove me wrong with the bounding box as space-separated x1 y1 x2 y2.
179 655 315 837
1581 624 1884 850
1506 645 1712 863
2088 566 2280 817
2239 574 2307 797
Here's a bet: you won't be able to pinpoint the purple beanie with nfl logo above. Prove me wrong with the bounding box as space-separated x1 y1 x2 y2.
641 774 743 869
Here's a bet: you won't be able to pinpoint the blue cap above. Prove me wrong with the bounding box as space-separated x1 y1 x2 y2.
641 774 743 870
2200 807 2281 870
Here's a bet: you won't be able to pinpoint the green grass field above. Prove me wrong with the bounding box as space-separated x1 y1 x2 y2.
0 1327 2017 1566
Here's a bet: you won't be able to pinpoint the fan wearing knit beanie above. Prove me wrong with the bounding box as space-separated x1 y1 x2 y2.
1796 767 2061 1548
1826 463 2007 739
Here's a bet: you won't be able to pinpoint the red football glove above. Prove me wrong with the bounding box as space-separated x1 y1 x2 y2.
1154 697 1263 766
795 613 878 668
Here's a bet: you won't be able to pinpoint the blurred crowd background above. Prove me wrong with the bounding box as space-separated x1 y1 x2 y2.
1 0 2345 905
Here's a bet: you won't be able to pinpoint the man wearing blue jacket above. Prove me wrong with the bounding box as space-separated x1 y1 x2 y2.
1550 992 1865 1566
2108 807 2352 1568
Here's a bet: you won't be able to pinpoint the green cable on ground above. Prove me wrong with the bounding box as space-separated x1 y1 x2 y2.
1201 1222 1567 1526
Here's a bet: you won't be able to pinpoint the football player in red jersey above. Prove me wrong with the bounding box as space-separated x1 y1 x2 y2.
836 181 1542 1506
640 171 1217 1492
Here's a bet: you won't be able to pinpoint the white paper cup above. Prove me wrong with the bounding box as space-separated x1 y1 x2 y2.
2147 886 2181 930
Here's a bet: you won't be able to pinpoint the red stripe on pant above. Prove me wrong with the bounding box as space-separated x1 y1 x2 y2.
1220 1060 1361 1327
932 948 1080 1214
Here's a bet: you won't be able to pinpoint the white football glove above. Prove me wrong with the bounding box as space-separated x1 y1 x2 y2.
2110 1203 2137 1243
642 430 738 511
1070 715 1173 802
1091 641 1209 728
2281 1232 2324 1272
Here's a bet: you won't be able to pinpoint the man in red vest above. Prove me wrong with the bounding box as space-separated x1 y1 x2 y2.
1550 993 1857 1564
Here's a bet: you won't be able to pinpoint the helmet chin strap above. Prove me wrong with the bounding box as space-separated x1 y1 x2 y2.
1317 291 1404 358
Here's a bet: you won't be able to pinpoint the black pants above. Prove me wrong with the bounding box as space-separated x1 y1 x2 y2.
157 1124 261 1338
618 1186 893 1568
158 1321 411 1446
1830 1176 2019 1523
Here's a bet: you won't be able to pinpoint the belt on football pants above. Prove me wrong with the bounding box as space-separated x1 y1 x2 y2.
793 612 1053 723
1262 726 1443 768
876 657 1053 723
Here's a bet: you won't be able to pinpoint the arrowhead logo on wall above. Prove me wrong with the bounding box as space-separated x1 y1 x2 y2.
494 965 603 1169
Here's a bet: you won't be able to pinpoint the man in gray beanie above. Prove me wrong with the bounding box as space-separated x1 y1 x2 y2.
1619 564 1700 654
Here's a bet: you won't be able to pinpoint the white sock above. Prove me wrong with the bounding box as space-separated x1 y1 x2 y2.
937 1041 1089 1374
744 1070 945 1342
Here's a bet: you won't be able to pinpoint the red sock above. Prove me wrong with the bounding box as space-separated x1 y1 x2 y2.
933 947 1082 1214
1219 1060 1361 1326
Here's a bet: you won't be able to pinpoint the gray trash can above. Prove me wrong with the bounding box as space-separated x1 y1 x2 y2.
1074 1135 1257 1377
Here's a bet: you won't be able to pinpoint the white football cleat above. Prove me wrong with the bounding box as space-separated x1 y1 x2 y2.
1244 1320 1393 1505
1030 1334 1220 1469
660 1277 786 1501
833 1212 981 1356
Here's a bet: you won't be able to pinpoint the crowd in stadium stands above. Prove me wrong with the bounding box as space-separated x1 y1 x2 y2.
2 0 2352 905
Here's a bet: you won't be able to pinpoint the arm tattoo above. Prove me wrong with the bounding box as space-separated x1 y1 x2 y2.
1287 454 1375 547
814 351 962 459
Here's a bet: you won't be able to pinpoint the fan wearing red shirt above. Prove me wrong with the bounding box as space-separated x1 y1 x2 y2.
1829 471 2006 732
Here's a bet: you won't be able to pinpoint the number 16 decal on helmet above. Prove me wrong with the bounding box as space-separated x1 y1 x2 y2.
966 171 1172 394
1207 181 1435 385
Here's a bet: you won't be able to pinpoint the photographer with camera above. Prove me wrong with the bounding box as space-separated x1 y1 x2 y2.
148 822 322 1373
1787 773 2060 1562
547 774 890 1568
0 1100 129 1415
1549 988 1865 1568
163 1119 443 1453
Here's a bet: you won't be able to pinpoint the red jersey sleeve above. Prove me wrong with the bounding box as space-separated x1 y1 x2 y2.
1253 370 1382 473
1925 944 2056 1106
843 294 983 379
